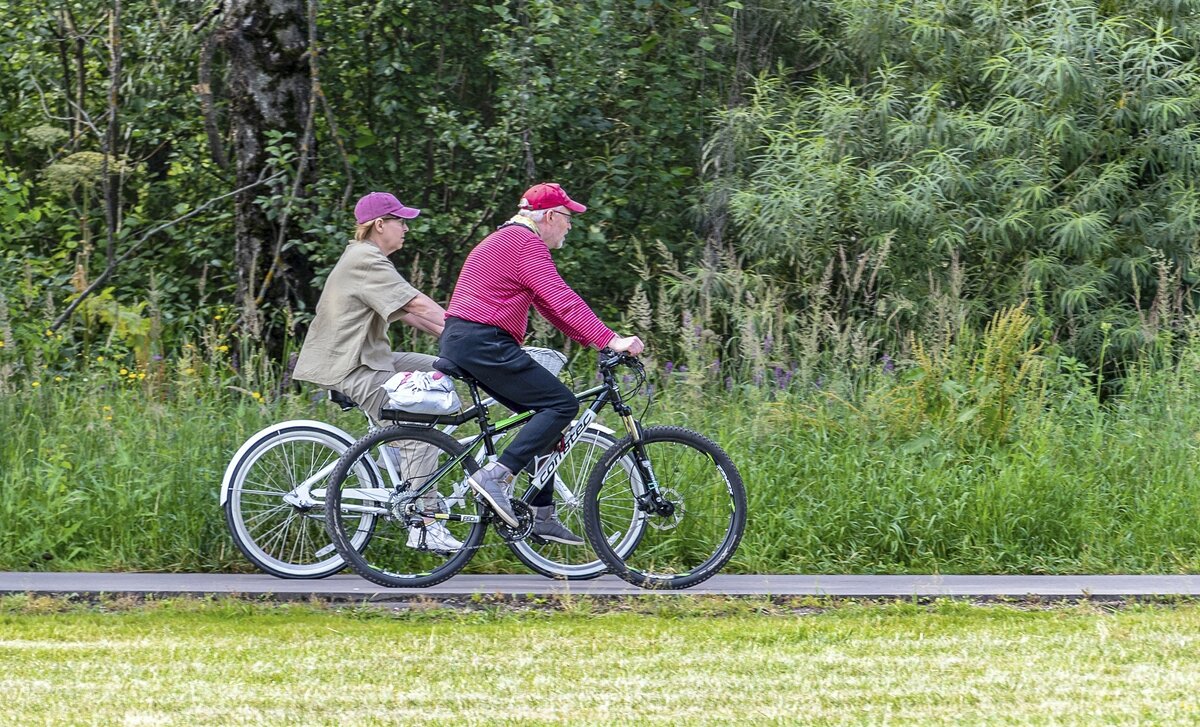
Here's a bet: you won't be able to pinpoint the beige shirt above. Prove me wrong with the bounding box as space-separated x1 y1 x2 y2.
293 241 419 386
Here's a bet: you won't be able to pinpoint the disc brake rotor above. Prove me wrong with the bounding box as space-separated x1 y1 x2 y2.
648 487 684 531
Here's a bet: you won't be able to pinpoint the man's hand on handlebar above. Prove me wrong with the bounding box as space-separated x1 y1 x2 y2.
606 334 645 357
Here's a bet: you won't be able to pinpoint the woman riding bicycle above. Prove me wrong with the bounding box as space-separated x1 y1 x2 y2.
293 191 463 552
439 182 644 543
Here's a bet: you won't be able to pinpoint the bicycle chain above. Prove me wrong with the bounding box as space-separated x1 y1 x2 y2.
403 492 540 554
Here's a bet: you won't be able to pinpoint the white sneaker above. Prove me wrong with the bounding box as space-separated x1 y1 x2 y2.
406 521 463 552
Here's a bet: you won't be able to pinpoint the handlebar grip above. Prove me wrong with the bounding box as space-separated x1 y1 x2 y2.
598 348 643 370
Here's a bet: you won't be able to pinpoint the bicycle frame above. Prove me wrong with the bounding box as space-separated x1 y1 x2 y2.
356 360 654 525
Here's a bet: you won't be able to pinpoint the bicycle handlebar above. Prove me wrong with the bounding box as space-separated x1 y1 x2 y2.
598 348 644 375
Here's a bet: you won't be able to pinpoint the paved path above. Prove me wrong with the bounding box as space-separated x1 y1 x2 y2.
4 572 1200 600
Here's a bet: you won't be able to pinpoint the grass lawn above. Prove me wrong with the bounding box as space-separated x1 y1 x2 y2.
2 597 1198 725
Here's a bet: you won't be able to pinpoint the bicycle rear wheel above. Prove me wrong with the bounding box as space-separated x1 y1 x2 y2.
222 422 376 578
325 426 487 588
508 428 645 580
583 425 746 589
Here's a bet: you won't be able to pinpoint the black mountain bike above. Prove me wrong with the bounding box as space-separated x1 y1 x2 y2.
323 350 746 589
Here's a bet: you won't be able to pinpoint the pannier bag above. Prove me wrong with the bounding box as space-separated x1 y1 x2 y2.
381 370 461 414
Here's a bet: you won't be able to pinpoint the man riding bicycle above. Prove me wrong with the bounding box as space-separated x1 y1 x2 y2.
439 182 644 544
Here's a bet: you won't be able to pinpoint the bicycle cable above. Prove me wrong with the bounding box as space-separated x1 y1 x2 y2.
632 357 653 421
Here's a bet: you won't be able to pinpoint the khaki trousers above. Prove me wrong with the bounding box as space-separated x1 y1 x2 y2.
329 352 441 505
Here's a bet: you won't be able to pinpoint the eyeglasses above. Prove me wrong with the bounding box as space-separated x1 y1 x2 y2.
379 216 408 228
550 210 573 225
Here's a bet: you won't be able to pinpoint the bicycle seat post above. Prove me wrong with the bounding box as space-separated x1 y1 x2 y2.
434 358 497 458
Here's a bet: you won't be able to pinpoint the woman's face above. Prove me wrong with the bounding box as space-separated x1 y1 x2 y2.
372 215 409 254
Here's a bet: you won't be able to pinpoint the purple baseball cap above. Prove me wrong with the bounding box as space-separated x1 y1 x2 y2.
353 192 421 224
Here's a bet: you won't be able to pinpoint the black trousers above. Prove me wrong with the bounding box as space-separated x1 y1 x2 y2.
439 317 579 506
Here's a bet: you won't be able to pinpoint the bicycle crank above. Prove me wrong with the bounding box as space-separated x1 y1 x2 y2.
492 499 534 542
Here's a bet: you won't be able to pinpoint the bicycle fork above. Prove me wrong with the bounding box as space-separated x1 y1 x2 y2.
614 408 676 518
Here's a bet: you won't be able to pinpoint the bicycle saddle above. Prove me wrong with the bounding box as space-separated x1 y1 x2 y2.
432 357 474 382
328 390 358 411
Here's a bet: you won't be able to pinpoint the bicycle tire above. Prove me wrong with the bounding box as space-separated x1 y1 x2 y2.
583 425 747 589
222 422 377 578
507 428 646 580
325 425 487 588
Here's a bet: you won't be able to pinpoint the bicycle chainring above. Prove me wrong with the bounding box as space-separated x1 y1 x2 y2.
492 499 534 542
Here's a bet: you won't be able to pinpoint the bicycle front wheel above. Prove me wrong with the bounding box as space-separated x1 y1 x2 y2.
583 425 746 589
222 422 375 578
508 427 645 580
325 426 486 588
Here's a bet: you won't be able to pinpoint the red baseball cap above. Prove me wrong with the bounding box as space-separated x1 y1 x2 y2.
519 183 587 213
354 192 421 224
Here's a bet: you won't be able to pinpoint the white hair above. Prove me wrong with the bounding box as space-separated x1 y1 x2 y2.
517 208 547 223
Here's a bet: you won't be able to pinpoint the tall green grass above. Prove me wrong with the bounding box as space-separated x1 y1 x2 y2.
3 307 1200 574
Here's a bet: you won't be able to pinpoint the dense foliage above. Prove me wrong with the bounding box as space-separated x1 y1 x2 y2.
1 0 770 377
5 0 1200 385
703 0 1200 379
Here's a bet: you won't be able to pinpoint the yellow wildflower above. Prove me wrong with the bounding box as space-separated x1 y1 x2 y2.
217 345 229 353
54 376 63 382
96 356 105 363
184 367 195 376
31 381 40 388
120 368 128 375
137 372 146 380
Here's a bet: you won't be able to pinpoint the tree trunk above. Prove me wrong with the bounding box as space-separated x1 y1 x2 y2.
219 0 309 336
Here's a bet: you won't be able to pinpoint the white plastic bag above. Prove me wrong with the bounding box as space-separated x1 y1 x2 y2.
381 370 461 414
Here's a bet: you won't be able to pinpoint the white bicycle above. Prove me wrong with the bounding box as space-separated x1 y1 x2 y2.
220 349 638 580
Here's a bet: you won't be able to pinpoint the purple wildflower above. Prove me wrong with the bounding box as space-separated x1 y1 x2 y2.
775 366 791 390
753 370 763 387
881 354 895 374
665 361 674 375
764 333 774 357
279 351 298 394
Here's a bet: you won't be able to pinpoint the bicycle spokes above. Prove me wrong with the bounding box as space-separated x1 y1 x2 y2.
584 426 746 589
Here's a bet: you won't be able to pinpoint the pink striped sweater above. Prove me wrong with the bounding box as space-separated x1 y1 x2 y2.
445 224 615 349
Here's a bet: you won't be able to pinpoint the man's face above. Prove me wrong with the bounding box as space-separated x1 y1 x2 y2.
541 207 573 249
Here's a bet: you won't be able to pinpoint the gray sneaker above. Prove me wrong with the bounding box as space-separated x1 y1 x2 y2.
532 504 585 545
468 463 520 527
